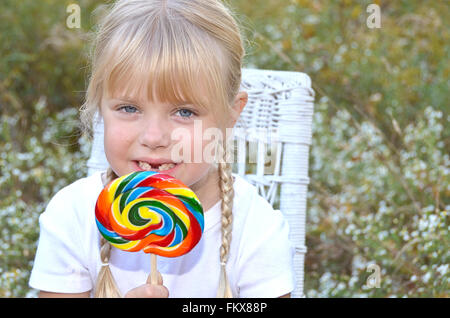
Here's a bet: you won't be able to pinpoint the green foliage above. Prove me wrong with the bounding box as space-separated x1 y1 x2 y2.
1 0 448 297
306 102 448 297
230 0 449 297
0 0 95 296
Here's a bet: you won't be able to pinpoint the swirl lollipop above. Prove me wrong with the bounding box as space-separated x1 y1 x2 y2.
95 171 204 283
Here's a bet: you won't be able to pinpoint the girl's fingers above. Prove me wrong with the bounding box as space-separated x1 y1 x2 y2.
146 271 163 285
124 283 169 298
124 271 168 298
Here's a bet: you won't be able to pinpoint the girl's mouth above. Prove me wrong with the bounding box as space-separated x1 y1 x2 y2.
136 160 179 173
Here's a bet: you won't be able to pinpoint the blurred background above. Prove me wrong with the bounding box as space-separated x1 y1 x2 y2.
0 0 448 297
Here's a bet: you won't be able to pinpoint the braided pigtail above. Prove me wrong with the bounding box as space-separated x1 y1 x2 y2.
216 140 235 298
94 167 122 298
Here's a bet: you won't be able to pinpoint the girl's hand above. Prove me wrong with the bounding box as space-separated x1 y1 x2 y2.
124 272 169 298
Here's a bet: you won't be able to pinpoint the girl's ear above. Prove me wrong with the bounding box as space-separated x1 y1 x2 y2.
229 91 248 127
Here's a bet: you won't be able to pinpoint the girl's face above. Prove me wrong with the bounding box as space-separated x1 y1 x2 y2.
100 87 247 207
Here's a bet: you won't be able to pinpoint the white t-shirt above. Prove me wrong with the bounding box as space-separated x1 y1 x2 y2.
29 171 295 298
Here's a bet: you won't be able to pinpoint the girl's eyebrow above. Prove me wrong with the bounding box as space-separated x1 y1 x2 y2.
174 102 194 106
109 97 195 108
110 97 139 103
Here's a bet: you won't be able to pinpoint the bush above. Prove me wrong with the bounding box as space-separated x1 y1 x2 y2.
234 0 448 297
306 101 448 297
0 0 94 296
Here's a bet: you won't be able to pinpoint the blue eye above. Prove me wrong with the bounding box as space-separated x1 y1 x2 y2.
176 108 195 119
118 105 138 113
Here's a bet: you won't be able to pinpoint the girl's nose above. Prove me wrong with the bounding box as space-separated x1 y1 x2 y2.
138 117 171 150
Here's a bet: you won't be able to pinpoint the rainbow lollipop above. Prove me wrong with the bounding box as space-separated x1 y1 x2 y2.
95 171 204 258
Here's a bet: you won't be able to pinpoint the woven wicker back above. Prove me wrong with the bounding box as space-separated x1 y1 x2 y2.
86 68 315 298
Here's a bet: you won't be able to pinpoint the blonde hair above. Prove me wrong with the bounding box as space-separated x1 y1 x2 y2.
81 0 245 298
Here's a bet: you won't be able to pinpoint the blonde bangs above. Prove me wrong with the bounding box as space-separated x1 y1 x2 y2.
100 14 230 122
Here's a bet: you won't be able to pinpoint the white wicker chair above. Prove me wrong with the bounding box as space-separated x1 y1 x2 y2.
86 68 315 298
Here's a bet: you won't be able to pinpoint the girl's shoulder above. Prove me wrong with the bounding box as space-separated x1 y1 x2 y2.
232 173 285 224
42 171 105 221
232 173 260 197
232 173 273 208
48 171 105 203
230 175 294 298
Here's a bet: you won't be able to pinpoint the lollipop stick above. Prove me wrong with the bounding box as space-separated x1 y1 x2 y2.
150 253 158 285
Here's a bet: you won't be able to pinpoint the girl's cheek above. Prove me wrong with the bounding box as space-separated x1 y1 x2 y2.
170 128 194 163
108 121 138 142
201 135 219 165
177 129 212 164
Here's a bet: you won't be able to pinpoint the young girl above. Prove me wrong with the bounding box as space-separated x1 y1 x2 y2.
29 0 294 298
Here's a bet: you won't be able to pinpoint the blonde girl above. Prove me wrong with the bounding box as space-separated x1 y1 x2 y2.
29 0 294 298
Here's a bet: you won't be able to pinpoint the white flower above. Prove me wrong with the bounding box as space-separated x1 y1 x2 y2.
436 264 448 276
421 272 432 283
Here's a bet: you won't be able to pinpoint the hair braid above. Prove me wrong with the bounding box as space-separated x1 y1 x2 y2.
94 167 122 298
216 141 235 298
